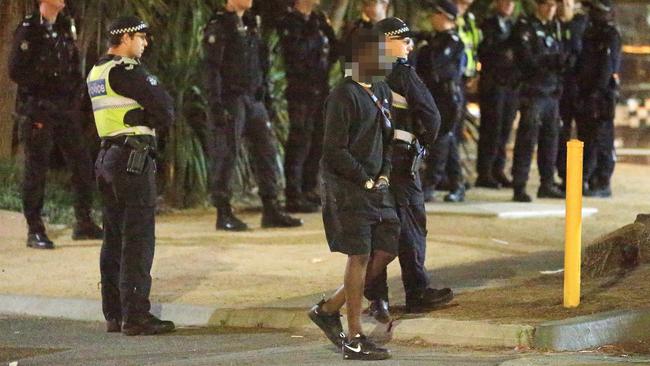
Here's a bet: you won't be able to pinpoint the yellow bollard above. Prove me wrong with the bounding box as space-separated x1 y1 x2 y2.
564 139 584 308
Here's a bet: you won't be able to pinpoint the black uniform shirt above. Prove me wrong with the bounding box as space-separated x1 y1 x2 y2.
478 14 518 86
322 77 393 186
9 11 81 104
202 8 269 112
277 9 337 96
96 54 174 132
576 20 621 98
511 16 565 97
386 59 441 147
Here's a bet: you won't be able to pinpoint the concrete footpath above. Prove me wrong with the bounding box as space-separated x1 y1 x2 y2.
1 164 650 352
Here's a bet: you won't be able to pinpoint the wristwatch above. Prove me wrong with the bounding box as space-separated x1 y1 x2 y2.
378 175 389 184
364 179 375 190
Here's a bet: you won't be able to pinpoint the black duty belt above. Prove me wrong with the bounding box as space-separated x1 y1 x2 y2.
100 135 155 151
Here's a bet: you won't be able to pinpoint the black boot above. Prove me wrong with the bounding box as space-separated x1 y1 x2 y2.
261 199 303 228
444 185 465 202
475 175 501 189
286 194 319 213
537 182 565 199
72 220 103 240
513 185 532 202
368 299 391 324
405 288 454 312
493 170 513 188
122 314 175 336
216 204 248 231
26 232 55 250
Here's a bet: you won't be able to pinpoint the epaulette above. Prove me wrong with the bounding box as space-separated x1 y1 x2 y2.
21 13 37 27
113 56 140 71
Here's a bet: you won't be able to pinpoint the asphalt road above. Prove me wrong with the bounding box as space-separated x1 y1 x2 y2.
0 316 648 366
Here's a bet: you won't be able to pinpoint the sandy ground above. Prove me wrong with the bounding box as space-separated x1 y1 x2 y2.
0 163 648 319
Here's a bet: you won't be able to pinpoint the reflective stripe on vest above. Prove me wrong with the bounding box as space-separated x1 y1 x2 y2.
457 14 481 78
87 57 145 138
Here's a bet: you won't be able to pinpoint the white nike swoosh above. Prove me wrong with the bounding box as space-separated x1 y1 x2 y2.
345 344 361 353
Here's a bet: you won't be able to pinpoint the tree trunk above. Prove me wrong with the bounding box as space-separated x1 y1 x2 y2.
328 0 350 34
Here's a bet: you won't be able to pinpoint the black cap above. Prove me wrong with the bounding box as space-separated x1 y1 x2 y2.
426 0 459 20
374 17 415 39
108 16 149 36
584 0 613 12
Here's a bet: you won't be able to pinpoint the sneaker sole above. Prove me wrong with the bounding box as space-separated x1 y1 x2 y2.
308 310 343 348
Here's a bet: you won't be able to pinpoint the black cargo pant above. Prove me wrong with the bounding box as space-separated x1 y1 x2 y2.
576 103 616 187
21 109 94 233
207 94 280 207
425 131 463 190
556 80 580 183
96 139 156 322
512 94 560 188
284 92 325 198
365 146 430 301
476 80 518 179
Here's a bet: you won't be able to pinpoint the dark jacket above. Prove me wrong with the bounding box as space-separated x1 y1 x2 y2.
478 14 519 86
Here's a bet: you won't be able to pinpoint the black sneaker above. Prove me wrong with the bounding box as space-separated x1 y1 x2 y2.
308 300 344 347
26 233 55 250
444 186 465 202
343 334 391 361
368 299 391 324
513 187 532 203
405 288 454 312
216 206 249 231
122 314 175 336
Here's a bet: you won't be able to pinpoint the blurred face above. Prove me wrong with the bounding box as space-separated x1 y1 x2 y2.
385 36 413 59
557 0 574 18
537 0 558 21
495 0 515 17
123 32 148 59
228 0 253 11
455 0 474 16
430 11 451 32
362 1 389 23
40 0 65 11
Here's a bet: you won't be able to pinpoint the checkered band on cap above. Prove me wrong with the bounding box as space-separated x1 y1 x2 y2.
109 22 148 36
385 26 410 37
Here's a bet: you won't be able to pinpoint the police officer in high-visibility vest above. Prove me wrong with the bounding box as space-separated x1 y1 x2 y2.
88 16 175 336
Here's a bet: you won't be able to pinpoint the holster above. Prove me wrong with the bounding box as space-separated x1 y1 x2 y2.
409 140 427 178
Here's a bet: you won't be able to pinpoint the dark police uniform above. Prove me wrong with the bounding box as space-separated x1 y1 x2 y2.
321 78 399 256
88 19 174 332
203 8 301 230
8 10 100 248
476 13 519 188
364 55 452 309
416 29 466 200
510 15 566 201
556 12 589 185
575 15 621 196
277 8 337 211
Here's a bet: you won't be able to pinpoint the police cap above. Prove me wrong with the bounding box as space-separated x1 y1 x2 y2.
374 17 415 39
425 0 459 20
108 16 149 36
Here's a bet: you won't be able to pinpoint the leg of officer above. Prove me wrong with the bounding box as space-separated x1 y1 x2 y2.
595 117 615 192
55 111 102 238
22 115 54 247
284 98 317 212
476 81 501 186
493 87 518 186
512 97 540 202
301 97 325 200
536 96 560 188
429 132 453 191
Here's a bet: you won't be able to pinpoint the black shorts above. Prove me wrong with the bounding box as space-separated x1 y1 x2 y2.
322 176 400 256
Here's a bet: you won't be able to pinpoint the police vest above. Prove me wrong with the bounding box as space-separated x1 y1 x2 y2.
457 13 481 78
87 57 149 138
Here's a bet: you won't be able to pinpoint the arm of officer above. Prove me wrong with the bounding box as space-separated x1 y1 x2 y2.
380 88 394 179
320 12 339 65
594 29 622 94
512 21 544 74
109 65 174 131
323 91 371 185
477 18 498 68
8 22 39 90
202 19 225 117
403 66 441 145
428 34 465 81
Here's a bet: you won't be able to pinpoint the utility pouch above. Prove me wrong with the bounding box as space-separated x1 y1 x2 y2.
126 148 148 175
410 140 426 177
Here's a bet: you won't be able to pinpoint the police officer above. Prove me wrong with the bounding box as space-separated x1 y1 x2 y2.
8 0 102 249
88 16 175 335
510 0 566 202
362 17 454 323
203 0 302 231
417 0 466 203
277 0 337 213
575 0 620 197
556 0 589 188
340 0 389 47
475 0 519 189
455 0 481 81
